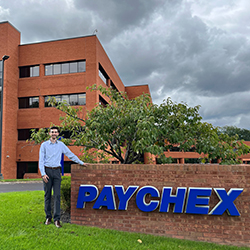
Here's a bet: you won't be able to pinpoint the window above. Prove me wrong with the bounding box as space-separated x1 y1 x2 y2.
110 81 119 92
19 65 39 78
99 63 109 84
45 64 53 75
69 94 78 105
78 93 86 105
156 157 178 164
61 95 69 104
63 161 72 173
69 62 77 73
169 146 180 152
45 60 86 76
45 93 86 107
62 63 69 74
78 61 86 72
17 162 38 178
59 127 84 139
99 95 108 107
18 129 38 140
185 158 201 164
19 97 39 108
54 64 61 75
27 162 38 173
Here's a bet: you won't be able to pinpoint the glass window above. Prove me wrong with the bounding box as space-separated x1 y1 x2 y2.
20 66 30 78
45 65 53 76
27 162 38 173
54 95 62 104
61 95 70 104
54 64 61 75
62 63 69 74
45 60 86 76
111 81 119 92
99 69 106 83
20 65 39 78
32 66 39 77
78 93 86 105
19 98 29 108
99 95 108 107
60 130 71 139
19 97 39 108
69 62 77 73
18 129 31 140
99 64 108 84
69 94 78 105
78 61 86 72
29 97 39 108
45 96 50 107
45 93 86 107
64 161 72 173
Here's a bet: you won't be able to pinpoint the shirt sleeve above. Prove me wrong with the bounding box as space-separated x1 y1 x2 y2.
39 143 46 176
62 143 84 165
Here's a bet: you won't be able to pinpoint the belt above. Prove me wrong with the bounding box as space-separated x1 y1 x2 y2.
45 166 61 170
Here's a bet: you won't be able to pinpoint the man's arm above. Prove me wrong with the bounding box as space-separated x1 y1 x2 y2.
62 143 88 167
39 143 49 183
39 143 46 176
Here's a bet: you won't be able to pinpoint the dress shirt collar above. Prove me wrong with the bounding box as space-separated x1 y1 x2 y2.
49 139 58 144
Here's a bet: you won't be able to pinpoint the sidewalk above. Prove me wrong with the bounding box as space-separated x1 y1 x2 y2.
0 181 43 193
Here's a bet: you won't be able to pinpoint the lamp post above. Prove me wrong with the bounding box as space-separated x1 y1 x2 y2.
0 55 9 179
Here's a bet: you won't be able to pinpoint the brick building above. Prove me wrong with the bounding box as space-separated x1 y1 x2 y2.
0 21 150 179
1 21 249 179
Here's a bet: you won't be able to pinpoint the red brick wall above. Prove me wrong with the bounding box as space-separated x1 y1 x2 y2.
71 164 250 247
0 22 20 179
125 85 151 99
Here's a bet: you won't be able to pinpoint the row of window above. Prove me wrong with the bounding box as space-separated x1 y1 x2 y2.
45 93 86 107
99 63 119 92
19 93 86 109
19 60 86 78
45 61 86 76
19 61 120 95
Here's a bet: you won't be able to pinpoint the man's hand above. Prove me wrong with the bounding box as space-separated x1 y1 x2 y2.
42 174 49 183
82 163 89 168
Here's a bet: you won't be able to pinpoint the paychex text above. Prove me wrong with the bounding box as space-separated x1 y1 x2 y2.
77 185 243 216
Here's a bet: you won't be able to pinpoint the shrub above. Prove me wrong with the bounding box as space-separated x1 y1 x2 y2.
61 176 71 212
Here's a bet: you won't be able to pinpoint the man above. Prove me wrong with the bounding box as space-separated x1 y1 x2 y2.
39 126 87 228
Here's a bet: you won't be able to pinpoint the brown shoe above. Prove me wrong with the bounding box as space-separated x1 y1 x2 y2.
54 220 62 228
45 218 52 225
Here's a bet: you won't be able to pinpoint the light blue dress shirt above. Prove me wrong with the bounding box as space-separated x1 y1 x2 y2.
39 139 84 176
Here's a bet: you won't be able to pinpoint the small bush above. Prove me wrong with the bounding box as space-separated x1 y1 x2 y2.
61 176 71 212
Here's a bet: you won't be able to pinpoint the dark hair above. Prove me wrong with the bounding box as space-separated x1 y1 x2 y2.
49 126 59 132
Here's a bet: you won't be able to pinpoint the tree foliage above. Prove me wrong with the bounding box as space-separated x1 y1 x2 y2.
29 85 250 164
219 125 250 141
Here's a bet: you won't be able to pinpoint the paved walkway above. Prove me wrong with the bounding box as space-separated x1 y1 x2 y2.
0 181 43 193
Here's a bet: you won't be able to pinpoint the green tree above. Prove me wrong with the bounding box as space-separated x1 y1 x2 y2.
219 125 250 141
29 85 250 164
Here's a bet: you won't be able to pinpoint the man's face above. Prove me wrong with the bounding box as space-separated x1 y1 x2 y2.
49 129 59 139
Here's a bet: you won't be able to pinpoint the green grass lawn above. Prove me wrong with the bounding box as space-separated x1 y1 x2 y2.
0 191 248 250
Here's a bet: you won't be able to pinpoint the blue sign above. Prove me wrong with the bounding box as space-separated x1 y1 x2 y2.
76 185 243 216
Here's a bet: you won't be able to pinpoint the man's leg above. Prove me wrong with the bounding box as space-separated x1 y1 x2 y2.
53 168 61 221
43 168 53 220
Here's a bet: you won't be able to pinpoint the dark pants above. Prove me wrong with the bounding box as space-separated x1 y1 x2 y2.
43 168 61 221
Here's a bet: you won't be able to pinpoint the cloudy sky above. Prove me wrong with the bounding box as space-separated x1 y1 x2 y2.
0 0 250 129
